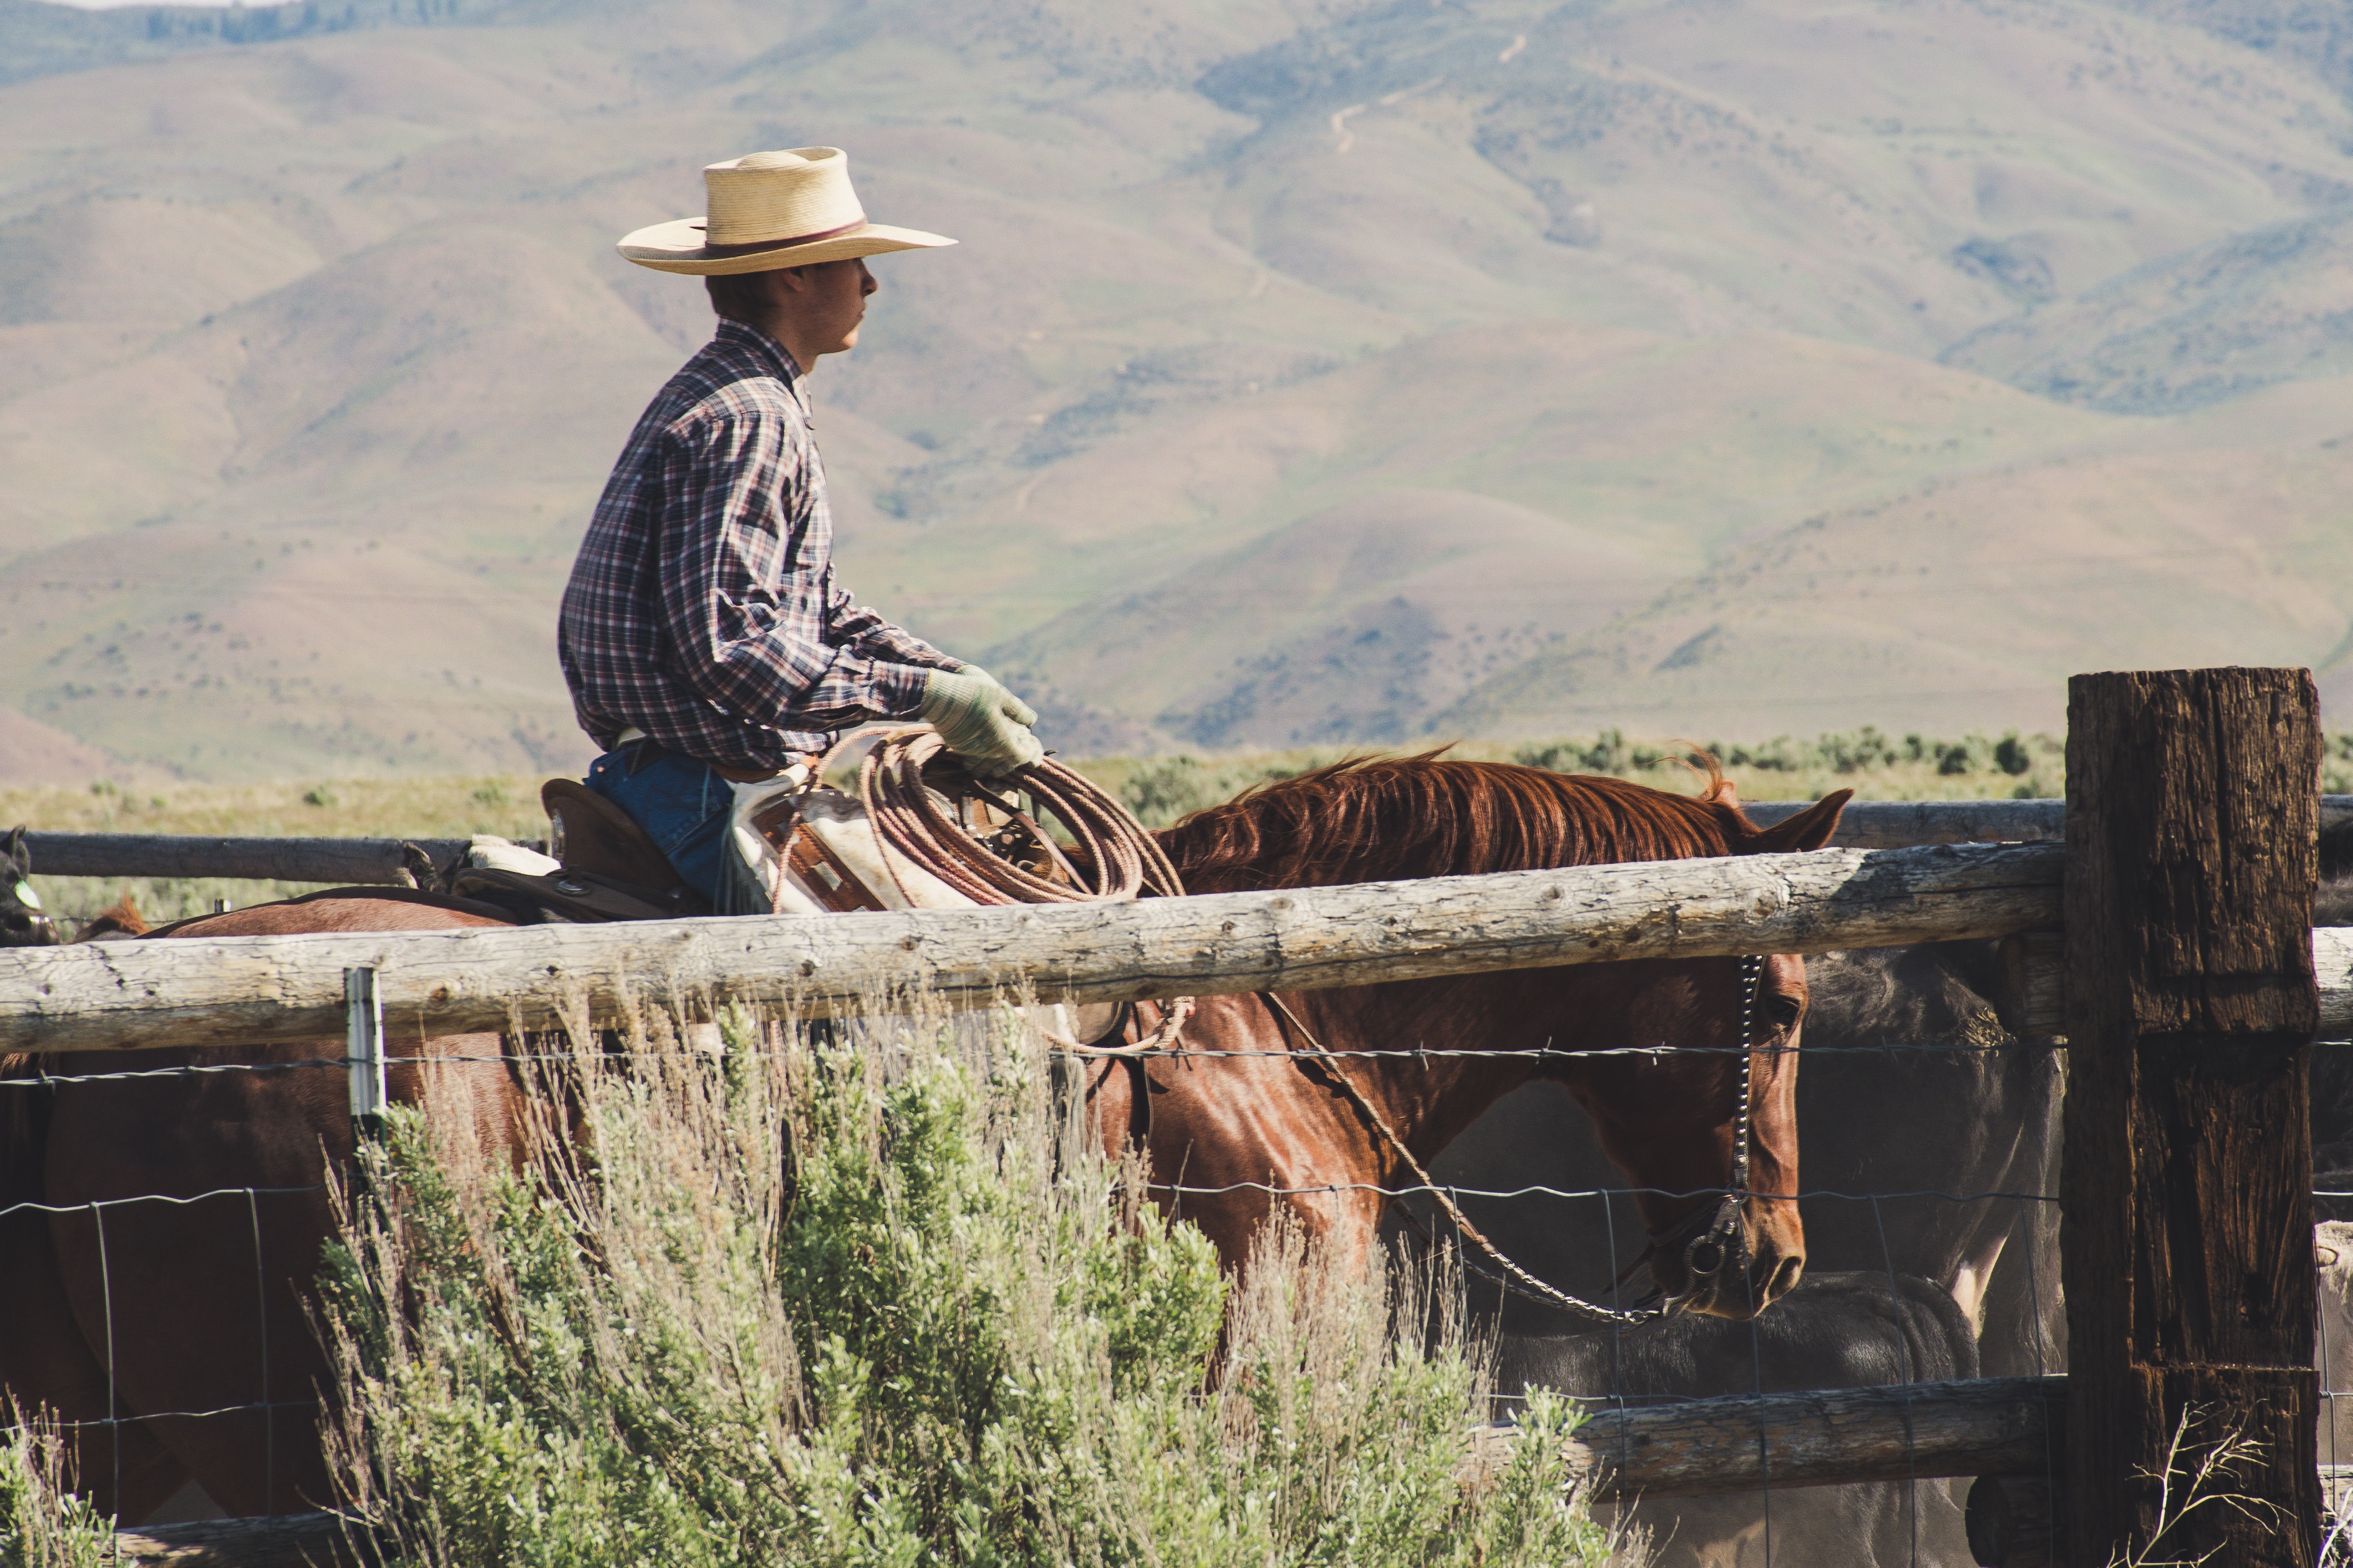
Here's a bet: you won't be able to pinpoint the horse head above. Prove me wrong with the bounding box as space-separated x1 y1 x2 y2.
1156 756 1848 1321
0 827 58 948
1525 793 1845 1319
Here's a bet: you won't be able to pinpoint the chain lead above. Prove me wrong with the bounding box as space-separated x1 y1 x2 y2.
1733 955 1761 1197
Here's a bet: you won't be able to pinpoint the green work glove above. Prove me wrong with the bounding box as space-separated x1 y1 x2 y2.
919 666 1044 774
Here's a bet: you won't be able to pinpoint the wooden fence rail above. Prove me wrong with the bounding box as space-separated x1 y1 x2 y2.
119 1375 2062 1562
1550 1374 2062 1499
16 833 475 886
9 838 2353 1055
114 1513 351 1567
2 839 2065 1053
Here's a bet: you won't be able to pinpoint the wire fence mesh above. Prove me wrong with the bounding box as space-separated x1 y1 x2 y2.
5 973 2346 1564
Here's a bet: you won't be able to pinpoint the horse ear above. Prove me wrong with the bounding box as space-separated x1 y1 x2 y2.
2 825 26 876
1746 789 1852 854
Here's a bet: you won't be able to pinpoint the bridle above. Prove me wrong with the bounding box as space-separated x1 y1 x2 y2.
1068 957 1772 1327
1270 957 1766 1326
1633 953 1765 1314
1 872 58 949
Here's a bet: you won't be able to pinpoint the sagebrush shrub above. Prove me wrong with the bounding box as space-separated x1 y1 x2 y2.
0 1413 113 1568
316 1008 1621 1568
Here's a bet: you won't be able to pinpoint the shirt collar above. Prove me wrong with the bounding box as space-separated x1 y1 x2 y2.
714 318 810 413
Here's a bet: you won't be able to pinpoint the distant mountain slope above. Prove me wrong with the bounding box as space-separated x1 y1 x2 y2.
1943 206 2353 411
0 704 116 786
0 0 228 85
980 318 2130 745
1436 374 2353 736
4 0 2353 776
997 488 1675 750
2099 0 2353 99
0 0 471 86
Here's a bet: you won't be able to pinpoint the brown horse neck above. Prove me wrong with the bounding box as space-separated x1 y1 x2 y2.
1277 978 1557 1171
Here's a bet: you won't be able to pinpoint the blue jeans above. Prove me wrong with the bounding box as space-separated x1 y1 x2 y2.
583 747 745 911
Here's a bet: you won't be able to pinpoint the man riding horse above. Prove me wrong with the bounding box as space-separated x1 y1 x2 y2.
559 146 1041 913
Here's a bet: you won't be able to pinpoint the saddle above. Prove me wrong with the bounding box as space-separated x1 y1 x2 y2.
439 751 974 925
442 780 711 925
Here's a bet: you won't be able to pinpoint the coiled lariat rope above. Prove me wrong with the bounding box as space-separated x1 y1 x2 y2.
856 728 1183 906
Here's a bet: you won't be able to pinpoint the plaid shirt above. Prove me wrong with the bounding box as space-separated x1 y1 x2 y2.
559 320 958 769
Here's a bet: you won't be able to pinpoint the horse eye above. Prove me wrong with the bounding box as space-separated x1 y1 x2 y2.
1763 996 1804 1030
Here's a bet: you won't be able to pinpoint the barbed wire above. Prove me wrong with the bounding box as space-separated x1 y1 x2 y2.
1153 1178 2060 1204
40 1399 319 1435
0 1036 2074 1090
0 1185 325 1223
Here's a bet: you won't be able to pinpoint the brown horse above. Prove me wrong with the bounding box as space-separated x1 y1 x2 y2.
4 896 527 1523
1089 758 1846 1311
2 758 1844 1522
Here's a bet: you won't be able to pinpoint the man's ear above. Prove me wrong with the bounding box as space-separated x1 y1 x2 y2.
1746 789 1852 853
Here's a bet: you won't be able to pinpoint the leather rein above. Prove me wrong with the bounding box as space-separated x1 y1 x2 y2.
1061 959 1767 1328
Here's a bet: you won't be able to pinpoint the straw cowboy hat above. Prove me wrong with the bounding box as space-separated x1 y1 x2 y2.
617 147 954 276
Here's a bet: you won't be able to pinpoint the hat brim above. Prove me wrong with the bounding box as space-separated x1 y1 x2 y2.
617 218 956 275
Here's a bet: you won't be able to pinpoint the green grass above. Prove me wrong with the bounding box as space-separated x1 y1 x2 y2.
0 1413 111 1567
1083 726 2076 829
0 774 551 842
3 774 555 923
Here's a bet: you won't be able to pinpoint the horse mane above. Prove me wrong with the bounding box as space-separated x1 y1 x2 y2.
76 894 149 941
1157 751 1765 893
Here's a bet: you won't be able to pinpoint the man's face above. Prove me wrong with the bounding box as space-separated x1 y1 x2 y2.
778 258 876 358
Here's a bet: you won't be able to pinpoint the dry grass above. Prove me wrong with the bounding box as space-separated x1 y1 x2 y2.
0 774 550 842
2112 1405 2287 1568
1 774 556 923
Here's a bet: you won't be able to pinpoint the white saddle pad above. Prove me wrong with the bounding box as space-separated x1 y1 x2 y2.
726 723 1121 1043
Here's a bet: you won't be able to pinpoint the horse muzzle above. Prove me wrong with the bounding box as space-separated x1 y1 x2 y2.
0 908 58 947
1658 1195 1805 1319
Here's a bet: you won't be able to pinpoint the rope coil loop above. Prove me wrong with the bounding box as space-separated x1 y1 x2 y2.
854 728 1183 906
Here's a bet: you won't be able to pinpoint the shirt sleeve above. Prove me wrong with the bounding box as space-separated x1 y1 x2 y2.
653 411 938 731
826 577 964 681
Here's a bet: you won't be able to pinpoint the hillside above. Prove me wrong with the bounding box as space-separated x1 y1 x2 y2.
1442 371 2353 736
985 321 2131 745
2 0 2352 779
1944 208 2353 411
2105 0 2353 98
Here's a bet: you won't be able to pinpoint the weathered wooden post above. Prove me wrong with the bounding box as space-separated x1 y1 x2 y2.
2064 669 2323 1565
